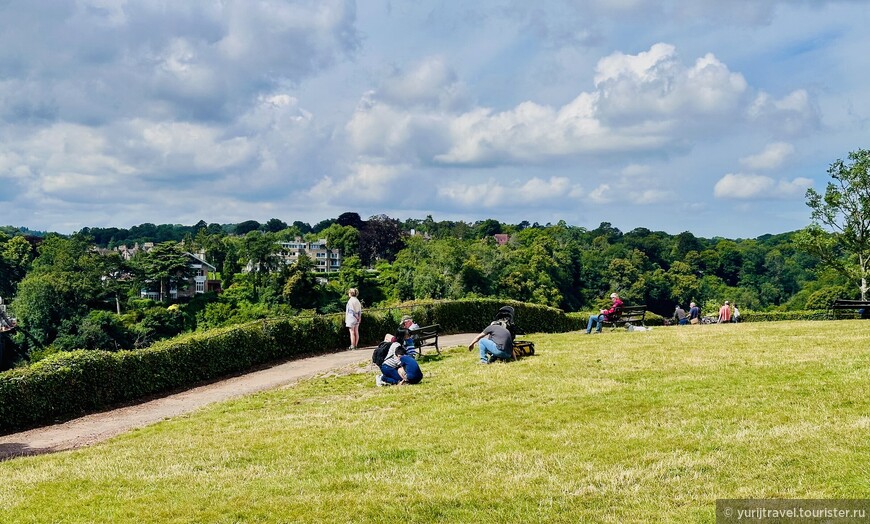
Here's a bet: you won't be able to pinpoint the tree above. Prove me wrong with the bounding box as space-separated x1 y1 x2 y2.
12 234 106 344
1 234 34 296
235 220 261 235
800 149 870 300
263 218 288 233
359 214 405 266
321 223 360 258
134 242 194 302
337 212 364 230
282 253 319 309
240 231 279 301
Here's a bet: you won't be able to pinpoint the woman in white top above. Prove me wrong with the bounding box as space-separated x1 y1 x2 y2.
345 288 362 349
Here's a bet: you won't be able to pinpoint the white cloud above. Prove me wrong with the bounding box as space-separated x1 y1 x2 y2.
588 184 613 204
629 189 674 204
346 42 811 169
740 142 795 170
714 173 812 200
437 176 584 208
308 163 409 205
748 90 818 135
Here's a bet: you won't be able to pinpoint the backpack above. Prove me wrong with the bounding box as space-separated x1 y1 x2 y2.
372 341 392 367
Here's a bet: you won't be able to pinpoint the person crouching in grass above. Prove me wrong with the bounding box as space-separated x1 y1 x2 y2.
397 347 423 385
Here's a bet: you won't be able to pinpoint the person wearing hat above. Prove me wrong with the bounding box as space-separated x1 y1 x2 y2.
717 300 732 323
398 314 420 355
586 292 623 334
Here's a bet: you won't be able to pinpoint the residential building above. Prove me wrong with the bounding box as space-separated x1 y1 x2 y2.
277 238 341 273
140 252 220 301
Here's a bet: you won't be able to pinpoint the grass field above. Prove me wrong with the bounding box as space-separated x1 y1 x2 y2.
1 321 869 523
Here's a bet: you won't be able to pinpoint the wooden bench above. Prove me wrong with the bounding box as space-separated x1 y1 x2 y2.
830 299 870 319
601 305 647 330
408 324 441 356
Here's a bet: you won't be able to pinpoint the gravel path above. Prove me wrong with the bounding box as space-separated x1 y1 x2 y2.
0 333 474 460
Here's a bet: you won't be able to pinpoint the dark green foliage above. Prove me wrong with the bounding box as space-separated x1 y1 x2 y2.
804 286 853 310
51 310 135 352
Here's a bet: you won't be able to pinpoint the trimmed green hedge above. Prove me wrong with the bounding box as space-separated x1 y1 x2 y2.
737 310 835 322
0 299 574 431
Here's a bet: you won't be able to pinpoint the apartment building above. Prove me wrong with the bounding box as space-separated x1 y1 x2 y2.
278 239 341 273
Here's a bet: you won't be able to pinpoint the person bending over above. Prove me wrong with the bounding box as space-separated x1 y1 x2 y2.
398 350 423 385
377 329 407 386
468 321 514 364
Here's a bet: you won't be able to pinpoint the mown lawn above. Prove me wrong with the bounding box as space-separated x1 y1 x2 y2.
1 321 869 523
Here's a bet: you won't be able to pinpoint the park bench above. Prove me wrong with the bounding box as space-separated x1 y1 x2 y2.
830 299 870 319
601 305 648 330
408 324 441 356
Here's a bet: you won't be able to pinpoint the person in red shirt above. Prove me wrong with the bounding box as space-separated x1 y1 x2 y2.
718 300 732 323
586 292 624 334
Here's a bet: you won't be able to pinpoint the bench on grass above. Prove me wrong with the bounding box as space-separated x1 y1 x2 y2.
408 324 441 356
602 305 647 330
830 299 870 319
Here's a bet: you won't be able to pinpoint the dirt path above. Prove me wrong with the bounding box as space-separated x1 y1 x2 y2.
0 333 474 460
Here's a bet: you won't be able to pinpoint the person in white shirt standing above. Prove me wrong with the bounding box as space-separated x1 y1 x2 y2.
345 288 362 349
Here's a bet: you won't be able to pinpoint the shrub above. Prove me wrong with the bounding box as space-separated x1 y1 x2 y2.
805 286 853 310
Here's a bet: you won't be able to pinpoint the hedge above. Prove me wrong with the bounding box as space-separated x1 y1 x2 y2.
0 299 575 431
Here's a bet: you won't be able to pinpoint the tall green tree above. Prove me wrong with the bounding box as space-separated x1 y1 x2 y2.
12 235 105 344
133 242 194 302
282 253 319 309
241 231 279 300
1 234 34 297
799 148 870 300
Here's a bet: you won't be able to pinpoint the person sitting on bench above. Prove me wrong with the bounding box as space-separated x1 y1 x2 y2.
398 314 420 355
586 292 623 334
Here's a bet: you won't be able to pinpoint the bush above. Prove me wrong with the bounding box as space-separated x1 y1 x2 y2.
805 286 853 310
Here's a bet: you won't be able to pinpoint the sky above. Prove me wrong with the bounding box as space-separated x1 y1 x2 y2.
1 1 868 239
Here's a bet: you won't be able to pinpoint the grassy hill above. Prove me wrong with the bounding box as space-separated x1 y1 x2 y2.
1 321 869 523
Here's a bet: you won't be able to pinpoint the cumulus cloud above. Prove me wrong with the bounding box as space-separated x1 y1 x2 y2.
438 176 584 208
0 0 360 125
740 142 795 170
347 43 814 168
713 173 812 200
748 90 819 135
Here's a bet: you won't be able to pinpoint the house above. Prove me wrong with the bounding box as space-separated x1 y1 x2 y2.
277 238 342 273
140 252 220 301
493 234 510 246
115 242 155 260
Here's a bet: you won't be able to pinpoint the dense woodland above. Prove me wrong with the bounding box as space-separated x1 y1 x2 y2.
0 209 858 368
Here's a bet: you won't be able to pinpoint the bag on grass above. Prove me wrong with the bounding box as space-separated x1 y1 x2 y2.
690 318 700 325
512 340 535 359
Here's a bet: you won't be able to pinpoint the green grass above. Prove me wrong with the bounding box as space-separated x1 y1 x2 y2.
1 321 870 523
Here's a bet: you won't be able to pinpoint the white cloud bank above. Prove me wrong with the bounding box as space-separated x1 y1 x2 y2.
347 43 817 169
714 173 812 200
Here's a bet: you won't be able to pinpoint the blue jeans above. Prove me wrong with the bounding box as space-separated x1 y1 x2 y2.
586 314 604 333
479 338 512 362
380 365 402 384
678 318 688 325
